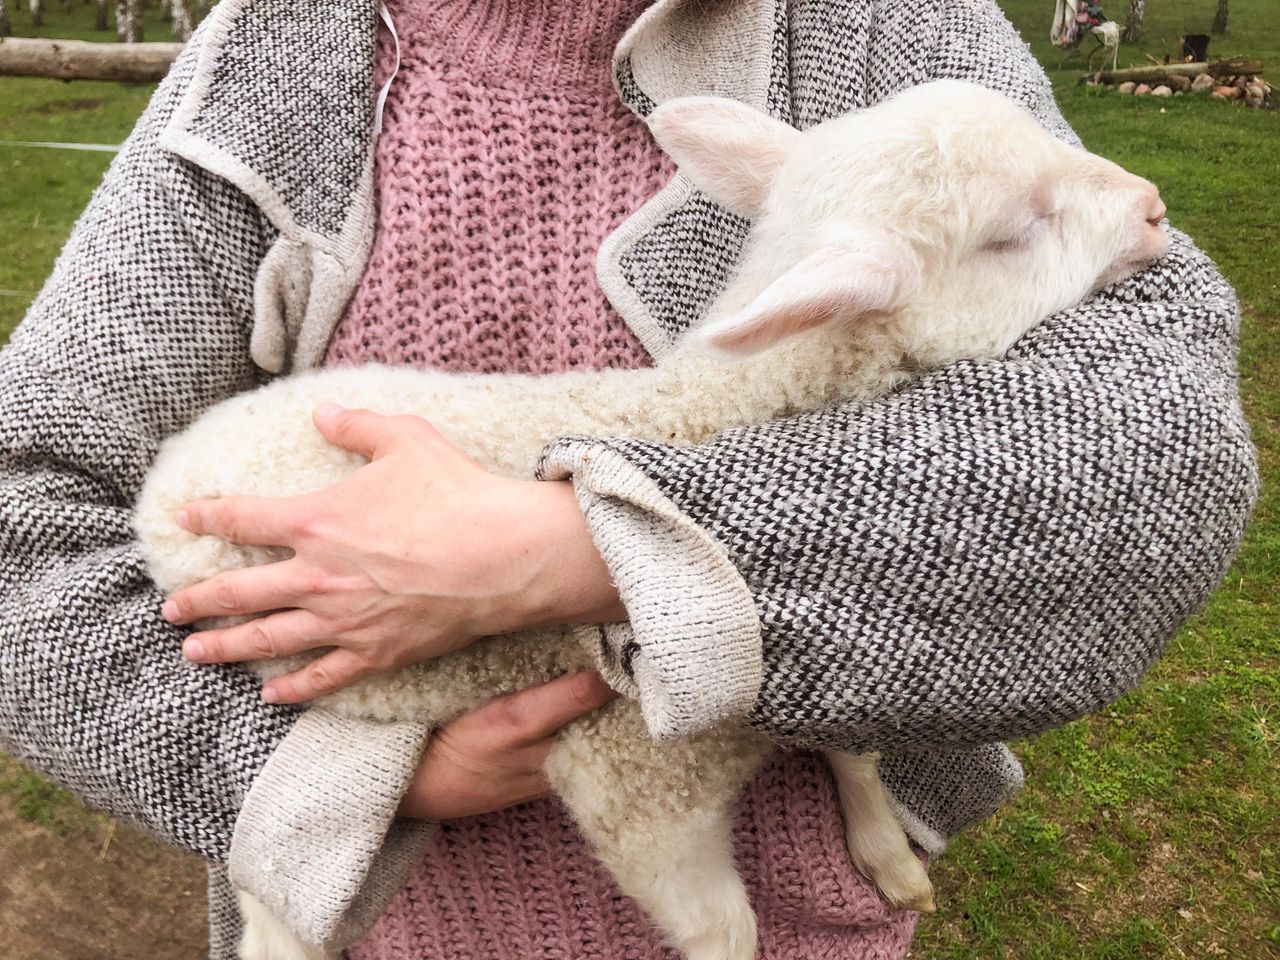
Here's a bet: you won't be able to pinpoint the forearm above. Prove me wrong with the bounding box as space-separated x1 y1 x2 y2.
543 229 1257 749
0 35 434 948
510 479 628 630
1 280 436 957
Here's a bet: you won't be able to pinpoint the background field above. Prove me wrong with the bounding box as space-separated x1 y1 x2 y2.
0 1 1276 957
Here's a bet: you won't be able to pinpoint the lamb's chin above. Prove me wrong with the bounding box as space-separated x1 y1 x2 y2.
1097 231 1168 291
1093 257 1155 293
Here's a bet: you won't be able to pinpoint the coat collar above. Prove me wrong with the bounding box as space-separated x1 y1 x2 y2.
155 0 795 367
158 0 382 269
157 0 778 260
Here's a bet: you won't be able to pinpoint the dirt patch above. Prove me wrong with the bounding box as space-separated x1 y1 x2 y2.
0 795 207 960
1088 838 1184 926
27 98 110 115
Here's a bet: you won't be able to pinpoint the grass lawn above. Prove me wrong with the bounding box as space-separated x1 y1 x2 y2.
1 1 1277 958
916 2 1280 958
0 0 187 339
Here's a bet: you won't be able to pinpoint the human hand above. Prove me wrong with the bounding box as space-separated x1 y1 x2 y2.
398 670 617 820
162 404 625 704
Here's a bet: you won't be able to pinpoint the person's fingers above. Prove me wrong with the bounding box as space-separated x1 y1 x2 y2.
176 495 307 546
260 648 374 704
481 670 617 747
400 744 551 820
312 404 441 461
181 608 331 664
162 560 320 624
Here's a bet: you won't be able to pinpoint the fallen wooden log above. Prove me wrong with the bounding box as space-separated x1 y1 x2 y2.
1092 58 1264 85
0 36 183 82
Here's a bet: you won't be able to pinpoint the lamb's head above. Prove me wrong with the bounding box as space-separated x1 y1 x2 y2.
649 79 1169 363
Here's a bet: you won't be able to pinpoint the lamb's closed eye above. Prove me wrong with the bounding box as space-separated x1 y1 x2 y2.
984 213 1052 253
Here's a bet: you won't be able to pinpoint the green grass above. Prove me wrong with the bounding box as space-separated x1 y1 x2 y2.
0 753 106 838
0 1 190 338
2 0 192 42
0 80 154 338
1 2 1278 957
913 2 1280 958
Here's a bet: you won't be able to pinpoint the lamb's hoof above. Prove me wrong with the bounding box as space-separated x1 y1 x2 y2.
877 868 937 914
897 887 937 914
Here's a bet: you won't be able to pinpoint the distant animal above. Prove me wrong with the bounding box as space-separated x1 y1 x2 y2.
1058 19 1121 72
1089 21 1122 71
1182 34 1211 62
136 80 1170 960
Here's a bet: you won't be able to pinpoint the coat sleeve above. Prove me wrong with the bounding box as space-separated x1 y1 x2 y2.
539 1 1259 749
0 34 430 952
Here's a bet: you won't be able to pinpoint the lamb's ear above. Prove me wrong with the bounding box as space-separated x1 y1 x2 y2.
648 97 801 218
692 245 910 358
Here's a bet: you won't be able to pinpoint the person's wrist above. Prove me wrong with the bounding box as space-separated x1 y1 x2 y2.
515 480 625 629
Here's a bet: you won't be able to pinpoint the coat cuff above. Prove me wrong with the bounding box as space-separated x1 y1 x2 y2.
877 744 1027 856
228 710 433 953
539 439 763 741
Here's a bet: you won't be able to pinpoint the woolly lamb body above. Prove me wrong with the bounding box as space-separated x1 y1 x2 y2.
135 80 1170 960
137 323 921 960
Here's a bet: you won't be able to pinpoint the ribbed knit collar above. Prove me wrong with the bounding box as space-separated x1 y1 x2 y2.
389 0 654 89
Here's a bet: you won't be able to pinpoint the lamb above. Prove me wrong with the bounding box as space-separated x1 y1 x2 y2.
134 79 1170 960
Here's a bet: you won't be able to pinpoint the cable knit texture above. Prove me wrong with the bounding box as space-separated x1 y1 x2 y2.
329 1 914 955
352 753 918 959
324 0 668 374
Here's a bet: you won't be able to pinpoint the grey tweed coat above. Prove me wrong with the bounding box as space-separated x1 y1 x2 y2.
0 0 1258 954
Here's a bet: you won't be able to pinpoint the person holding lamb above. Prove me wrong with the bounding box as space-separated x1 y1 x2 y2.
136 78 1179 960
0 2 1256 960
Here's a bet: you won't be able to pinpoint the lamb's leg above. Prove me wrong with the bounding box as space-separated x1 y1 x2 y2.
544 701 770 960
825 750 935 913
599 803 757 960
236 889 340 960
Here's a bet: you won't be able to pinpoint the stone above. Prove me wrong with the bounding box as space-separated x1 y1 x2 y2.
1168 74 1193 93
1152 85 1173 97
1117 81 1137 94
1213 85 1242 100
1191 72 1215 93
1135 83 1152 95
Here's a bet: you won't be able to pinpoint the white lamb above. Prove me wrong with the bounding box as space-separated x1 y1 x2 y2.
134 79 1169 960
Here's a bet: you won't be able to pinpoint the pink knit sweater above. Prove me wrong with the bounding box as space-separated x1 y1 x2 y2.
329 1 919 956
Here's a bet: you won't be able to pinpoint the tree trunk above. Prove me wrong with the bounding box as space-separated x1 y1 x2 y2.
0 0 11 38
169 0 189 41
28 0 43 28
0 36 182 80
1093 57 1263 84
1212 0 1228 34
60 0 73 12
115 0 142 41
1123 0 1145 42
93 0 107 29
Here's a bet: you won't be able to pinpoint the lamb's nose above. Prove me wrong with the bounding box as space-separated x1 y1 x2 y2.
1145 195 1167 227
